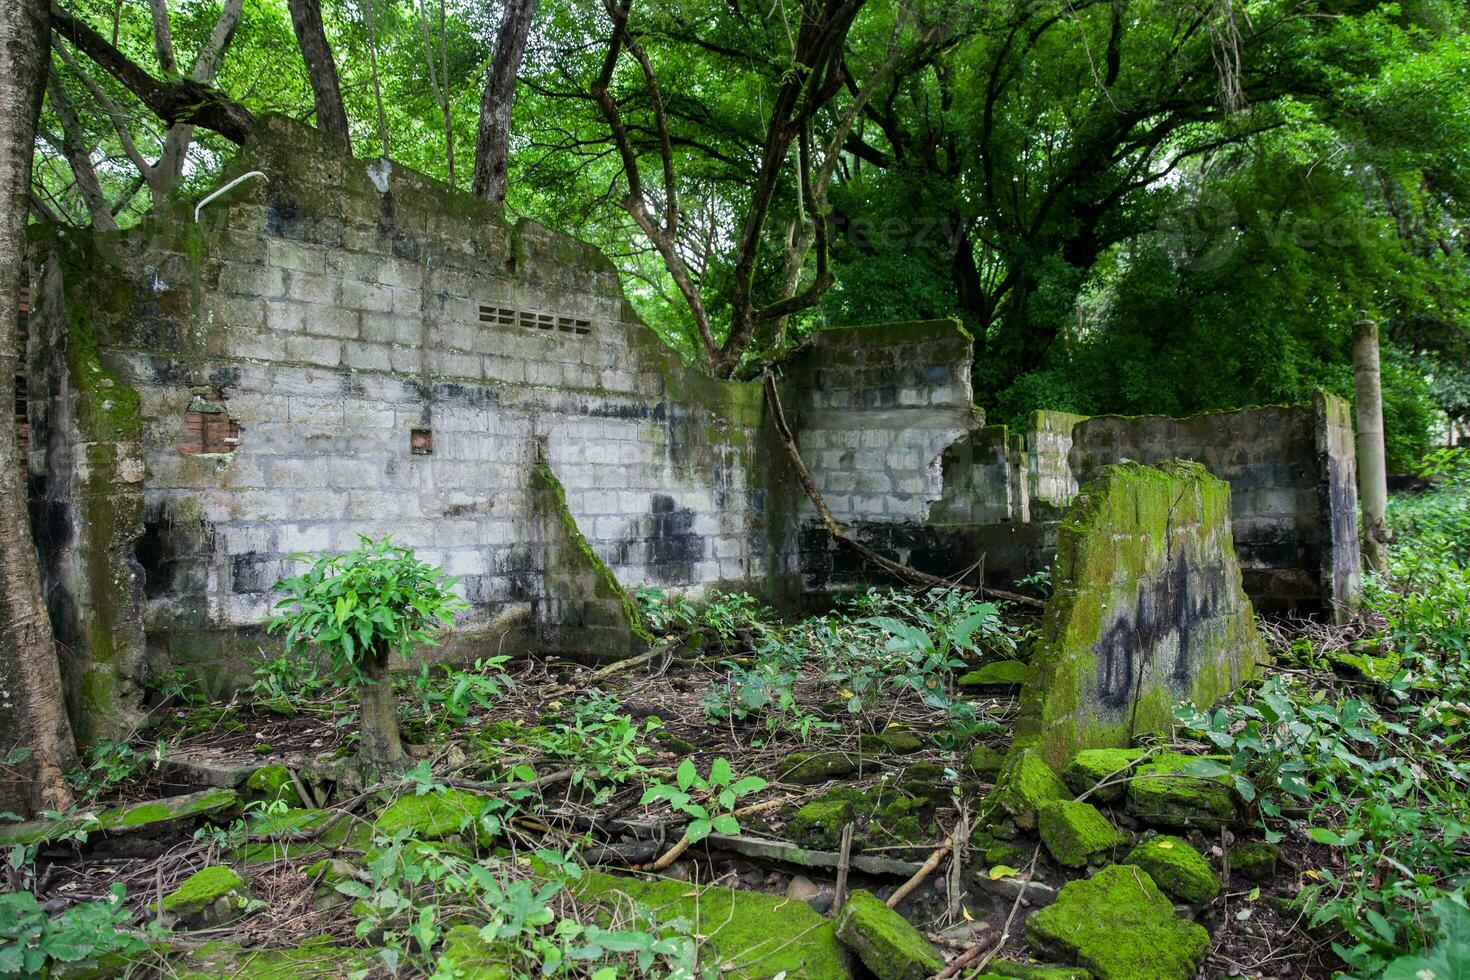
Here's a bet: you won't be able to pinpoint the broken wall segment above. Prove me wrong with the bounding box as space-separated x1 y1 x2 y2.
1013 460 1266 769
1067 393 1361 622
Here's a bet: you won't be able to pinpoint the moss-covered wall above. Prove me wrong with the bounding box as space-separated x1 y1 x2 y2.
1013 461 1266 769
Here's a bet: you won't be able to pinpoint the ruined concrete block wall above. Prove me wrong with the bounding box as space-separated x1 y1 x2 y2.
930 425 1027 526
1065 393 1360 619
1026 410 1087 516
42 115 774 678
1013 461 1266 768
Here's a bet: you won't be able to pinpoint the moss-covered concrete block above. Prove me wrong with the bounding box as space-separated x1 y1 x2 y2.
1124 835 1220 903
958 660 1031 690
243 764 295 804
575 869 850 978
1125 754 1236 830
1026 865 1209 979
985 960 1093 979
374 788 490 842
1037 799 1125 868
1226 841 1278 880
859 729 925 755
965 743 1007 778
987 745 1072 830
777 751 862 785
834 889 945 980
162 865 248 926
174 937 369 978
790 798 856 850
0 788 246 847
436 924 513 979
1013 461 1266 769
1061 748 1148 802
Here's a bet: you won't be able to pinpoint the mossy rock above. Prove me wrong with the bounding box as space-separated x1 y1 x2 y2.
958 660 1031 690
790 799 856 850
1061 748 1148 803
375 789 490 842
859 730 926 755
965 743 1007 778
897 761 954 805
777 751 862 785
655 731 698 755
236 807 361 861
989 747 1072 830
574 870 850 978
834 889 945 980
243 764 296 804
1037 800 1125 868
1327 648 1402 685
985 840 1029 866
1 787 242 847
1124 835 1220 904
161 866 247 926
436 924 513 979
1026 865 1209 979
173 937 369 978
1125 755 1236 830
1226 841 1279 881
985 960 1094 979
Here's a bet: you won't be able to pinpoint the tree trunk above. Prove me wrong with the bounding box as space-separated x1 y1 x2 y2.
0 0 76 816
45 74 117 231
356 643 407 774
1354 318 1390 572
286 0 350 150
471 0 538 202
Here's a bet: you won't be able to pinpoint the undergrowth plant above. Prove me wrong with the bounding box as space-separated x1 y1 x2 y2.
640 758 767 843
0 884 149 977
270 536 467 774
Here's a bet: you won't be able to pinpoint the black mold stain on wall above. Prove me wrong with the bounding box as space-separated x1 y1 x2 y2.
646 494 702 585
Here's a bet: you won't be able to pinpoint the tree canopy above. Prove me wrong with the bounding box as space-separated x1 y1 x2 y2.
31 0 1470 465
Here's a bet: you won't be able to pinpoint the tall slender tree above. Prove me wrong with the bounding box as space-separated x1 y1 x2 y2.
472 0 539 202
287 0 351 150
0 0 76 816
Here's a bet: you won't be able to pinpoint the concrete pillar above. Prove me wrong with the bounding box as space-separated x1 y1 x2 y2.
1353 319 1390 572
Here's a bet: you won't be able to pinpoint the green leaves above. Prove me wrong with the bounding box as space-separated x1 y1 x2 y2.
641 757 766 844
268 536 467 687
0 884 145 977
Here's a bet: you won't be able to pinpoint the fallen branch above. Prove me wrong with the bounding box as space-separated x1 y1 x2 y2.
639 796 791 872
832 822 855 914
705 829 924 878
544 637 680 700
885 830 954 908
445 767 575 794
937 843 1040 978
762 374 1043 609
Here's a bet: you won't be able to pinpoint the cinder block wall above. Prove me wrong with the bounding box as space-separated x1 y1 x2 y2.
37 115 775 679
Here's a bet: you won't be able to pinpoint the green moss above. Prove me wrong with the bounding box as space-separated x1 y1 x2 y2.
163 866 244 914
575 869 850 978
1037 800 1126 868
1227 841 1279 881
834 889 945 980
965 743 1007 778
777 751 862 784
958 660 1031 689
988 746 1072 829
435 924 513 979
790 799 856 850
243 764 295 804
1026 865 1210 980
375 789 489 842
173 936 369 978
93 788 238 833
859 730 925 755
986 959 1093 979
1124 835 1220 904
1126 754 1236 830
1061 748 1148 802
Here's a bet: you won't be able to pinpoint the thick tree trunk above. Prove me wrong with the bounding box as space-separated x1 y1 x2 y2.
44 74 117 231
356 644 407 775
286 0 350 150
0 0 76 816
471 0 538 202
1354 318 1390 572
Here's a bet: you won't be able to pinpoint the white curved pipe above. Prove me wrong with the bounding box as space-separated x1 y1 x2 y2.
194 170 267 222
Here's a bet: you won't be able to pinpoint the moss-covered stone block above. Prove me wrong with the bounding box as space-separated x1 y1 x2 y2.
374 788 490 842
777 751 862 785
173 937 369 978
985 960 1093 979
243 764 295 804
1014 462 1266 769
1226 841 1278 881
958 660 1031 690
834 889 945 980
790 798 856 850
859 729 925 755
1126 754 1236 830
1026 865 1209 979
1037 800 1125 868
988 746 1072 830
436 924 513 979
1061 747 1148 802
162 865 247 925
1124 835 1220 904
574 869 850 978
965 743 1007 778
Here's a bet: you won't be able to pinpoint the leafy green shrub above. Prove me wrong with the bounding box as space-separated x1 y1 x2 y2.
0 885 147 977
270 536 467 773
640 758 766 843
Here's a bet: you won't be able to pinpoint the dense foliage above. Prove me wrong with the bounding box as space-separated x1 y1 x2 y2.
33 0 1470 460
